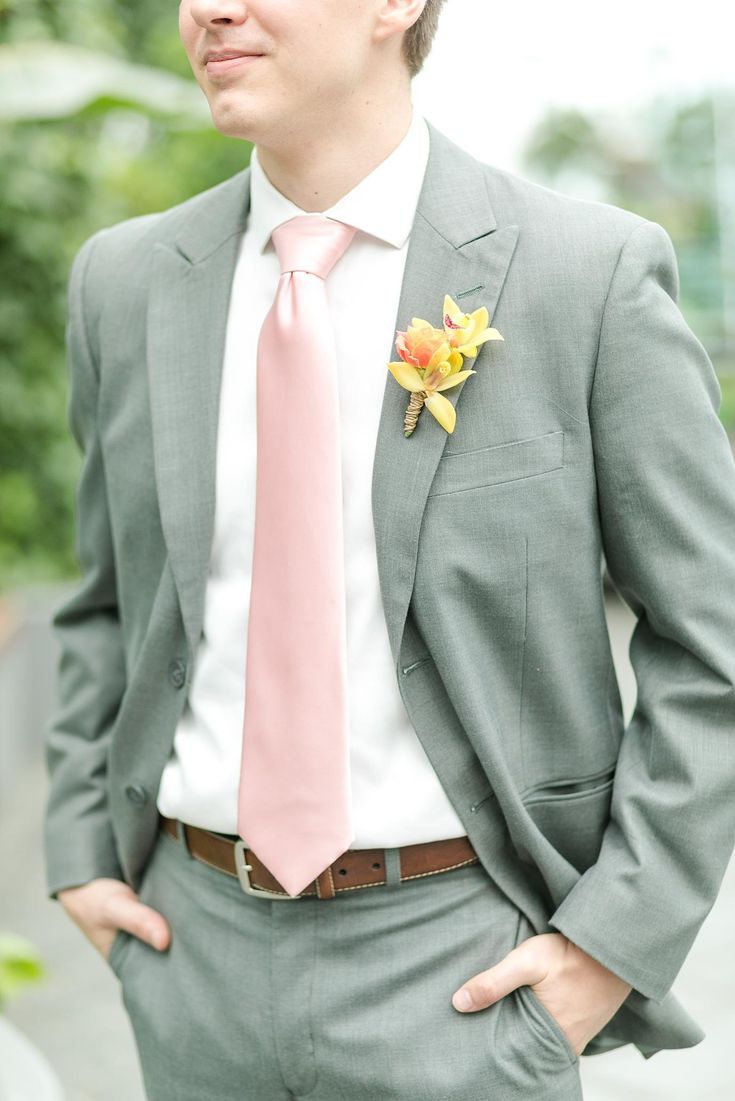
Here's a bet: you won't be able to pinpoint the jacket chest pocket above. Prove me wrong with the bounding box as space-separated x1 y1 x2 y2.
427 429 565 497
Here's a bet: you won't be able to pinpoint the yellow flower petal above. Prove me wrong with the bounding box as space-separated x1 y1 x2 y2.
424 390 456 433
456 328 504 357
434 368 476 392
427 341 453 370
387 361 425 392
470 306 490 329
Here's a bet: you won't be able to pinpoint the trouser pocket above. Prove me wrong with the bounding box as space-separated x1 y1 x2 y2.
511 909 581 1070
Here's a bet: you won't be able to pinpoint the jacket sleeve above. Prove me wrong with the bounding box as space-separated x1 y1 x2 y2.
547 218 735 1002
43 228 128 900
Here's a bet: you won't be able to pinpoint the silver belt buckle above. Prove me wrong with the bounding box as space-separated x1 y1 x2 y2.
234 840 302 900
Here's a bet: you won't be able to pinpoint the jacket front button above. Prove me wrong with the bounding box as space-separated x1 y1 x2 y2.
125 784 148 806
168 658 187 688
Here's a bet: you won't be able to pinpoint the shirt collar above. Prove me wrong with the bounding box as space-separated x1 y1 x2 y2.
248 105 430 255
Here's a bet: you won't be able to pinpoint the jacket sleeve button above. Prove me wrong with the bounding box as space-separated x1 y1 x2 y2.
125 784 149 806
168 658 187 688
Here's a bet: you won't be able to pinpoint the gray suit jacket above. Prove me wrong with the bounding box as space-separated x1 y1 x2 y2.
44 119 735 1060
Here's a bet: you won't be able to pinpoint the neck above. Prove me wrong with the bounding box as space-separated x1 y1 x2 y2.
255 94 414 213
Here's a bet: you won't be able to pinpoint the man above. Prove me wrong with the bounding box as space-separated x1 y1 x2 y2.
44 0 735 1098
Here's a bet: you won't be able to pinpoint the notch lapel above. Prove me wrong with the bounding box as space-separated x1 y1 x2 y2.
371 121 520 667
147 170 250 655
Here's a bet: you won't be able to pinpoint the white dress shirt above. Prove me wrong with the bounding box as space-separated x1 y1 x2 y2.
156 105 468 847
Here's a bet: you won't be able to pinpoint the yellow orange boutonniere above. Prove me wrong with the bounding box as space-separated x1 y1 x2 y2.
387 295 504 436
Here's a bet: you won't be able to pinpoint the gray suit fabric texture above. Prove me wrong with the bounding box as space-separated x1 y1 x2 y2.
43 117 735 1070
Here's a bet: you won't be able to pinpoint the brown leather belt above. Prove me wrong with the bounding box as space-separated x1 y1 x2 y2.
159 813 480 900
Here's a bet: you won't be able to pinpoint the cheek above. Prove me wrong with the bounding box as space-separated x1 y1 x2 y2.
178 9 197 58
292 40 359 94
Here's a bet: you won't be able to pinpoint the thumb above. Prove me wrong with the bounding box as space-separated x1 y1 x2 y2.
452 939 547 1013
115 896 171 951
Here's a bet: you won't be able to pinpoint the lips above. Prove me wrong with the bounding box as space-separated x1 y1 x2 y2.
205 52 263 76
204 48 262 63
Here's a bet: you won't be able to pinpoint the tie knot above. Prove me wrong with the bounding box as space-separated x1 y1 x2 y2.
271 214 357 280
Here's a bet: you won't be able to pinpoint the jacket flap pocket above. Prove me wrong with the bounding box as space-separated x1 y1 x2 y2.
428 429 564 497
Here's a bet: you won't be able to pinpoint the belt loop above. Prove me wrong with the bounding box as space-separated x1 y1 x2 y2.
383 847 402 887
175 818 194 859
315 866 337 899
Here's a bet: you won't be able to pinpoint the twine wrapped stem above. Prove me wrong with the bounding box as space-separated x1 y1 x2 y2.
404 390 428 437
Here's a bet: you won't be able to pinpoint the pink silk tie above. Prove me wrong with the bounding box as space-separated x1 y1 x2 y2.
237 214 358 897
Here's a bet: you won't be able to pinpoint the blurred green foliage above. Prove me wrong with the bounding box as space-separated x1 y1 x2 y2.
522 94 735 378
0 1 249 590
720 375 735 428
1 2 733 591
0 931 45 1010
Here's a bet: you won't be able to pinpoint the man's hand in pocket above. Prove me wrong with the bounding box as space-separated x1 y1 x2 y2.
57 878 171 962
450 931 632 1057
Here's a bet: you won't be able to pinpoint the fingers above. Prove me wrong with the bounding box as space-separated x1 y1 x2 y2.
59 877 171 955
103 893 171 951
452 935 555 1012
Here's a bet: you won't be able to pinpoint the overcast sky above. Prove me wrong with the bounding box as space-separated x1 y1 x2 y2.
413 0 733 170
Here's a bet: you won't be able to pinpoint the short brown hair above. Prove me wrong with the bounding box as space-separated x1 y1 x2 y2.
401 0 446 79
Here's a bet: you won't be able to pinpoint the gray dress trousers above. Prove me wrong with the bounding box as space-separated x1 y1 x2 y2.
106 821 584 1100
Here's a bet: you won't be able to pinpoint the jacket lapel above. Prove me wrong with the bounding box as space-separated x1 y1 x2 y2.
147 174 250 656
371 123 520 667
147 122 519 661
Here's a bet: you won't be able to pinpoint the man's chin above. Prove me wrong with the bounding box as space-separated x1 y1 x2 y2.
207 105 262 144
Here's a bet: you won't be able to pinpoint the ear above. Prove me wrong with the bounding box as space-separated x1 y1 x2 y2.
373 0 428 45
